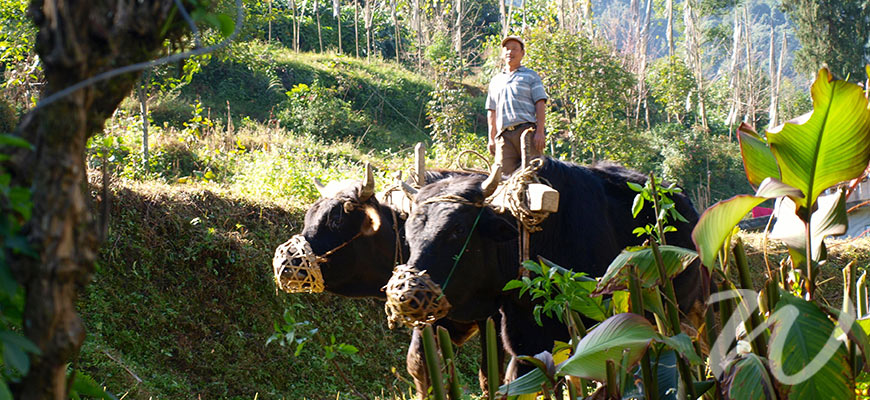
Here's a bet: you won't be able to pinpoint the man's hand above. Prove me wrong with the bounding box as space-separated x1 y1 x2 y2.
534 128 546 153
488 139 496 156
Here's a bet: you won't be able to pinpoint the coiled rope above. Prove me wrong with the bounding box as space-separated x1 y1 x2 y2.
488 158 551 233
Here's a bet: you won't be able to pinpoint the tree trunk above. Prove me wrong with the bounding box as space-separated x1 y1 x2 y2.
292 0 299 51
454 0 462 60
667 0 674 58
727 7 741 138
315 0 324 52
414 0 421 68
391 0 400 61
634 0 653 127
268 0 272 43
771 31 787 129
354 0 360 57
506 0 513 36
743 7 754 126
364 0 372 59
11 1 192 398
137 72 150 169
335 0 343 54
684 0 708 130
499 0 507 36
767 25 775 128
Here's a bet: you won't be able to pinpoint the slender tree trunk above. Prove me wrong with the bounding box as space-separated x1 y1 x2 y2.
767 25 775 127
771 31 787 129
268 0 273 43
454 0 462 60
499 0 507 36
392 0 400 61
415 0 422 68
727 7 741 138
137 73 150 169
743 7 754 125
507 0 514 35
354 0 360 57
522 0 527 29
335 0 343 54
315 0 323 52
559 0 566 31
667 0 674 58
292 0 299 51
684 0 708 130
364 0 372 59
634 0 653 127
629 0 639 54
11 1 190 398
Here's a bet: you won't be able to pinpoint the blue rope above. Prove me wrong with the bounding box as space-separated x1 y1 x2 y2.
440 207 485 293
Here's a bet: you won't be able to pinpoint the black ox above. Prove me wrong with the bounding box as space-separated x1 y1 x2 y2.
400 157 708 380
278 165 504 397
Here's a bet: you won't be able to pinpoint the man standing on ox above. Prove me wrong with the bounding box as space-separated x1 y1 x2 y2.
486 35 548 174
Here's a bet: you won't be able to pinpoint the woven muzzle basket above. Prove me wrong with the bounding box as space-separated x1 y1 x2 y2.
384 264 452 329
272 235 325 294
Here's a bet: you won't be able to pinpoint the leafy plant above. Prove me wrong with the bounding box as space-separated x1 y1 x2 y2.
690 67 870 399
503 259 606 325
0 133 39 397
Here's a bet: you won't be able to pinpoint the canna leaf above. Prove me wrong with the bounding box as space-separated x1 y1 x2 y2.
766 67 870 210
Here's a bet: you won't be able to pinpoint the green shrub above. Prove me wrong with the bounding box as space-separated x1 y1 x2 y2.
277 82 369 140
651 123 751 207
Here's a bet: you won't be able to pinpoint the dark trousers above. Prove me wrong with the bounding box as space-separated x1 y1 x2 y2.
495 122 541 174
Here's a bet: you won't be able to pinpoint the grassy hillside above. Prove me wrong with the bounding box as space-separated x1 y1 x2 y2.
77 46 488 399
78 177 478 399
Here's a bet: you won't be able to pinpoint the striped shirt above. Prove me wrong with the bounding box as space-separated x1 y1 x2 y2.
486 66 548 133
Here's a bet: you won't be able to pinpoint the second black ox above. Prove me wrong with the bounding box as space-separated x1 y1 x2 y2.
398 157 709 380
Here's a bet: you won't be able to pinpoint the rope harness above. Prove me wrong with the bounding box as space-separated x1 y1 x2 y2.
384 159 557 328
489 158 550 233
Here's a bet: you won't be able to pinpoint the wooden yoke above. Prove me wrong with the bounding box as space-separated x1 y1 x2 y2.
521 129 558 213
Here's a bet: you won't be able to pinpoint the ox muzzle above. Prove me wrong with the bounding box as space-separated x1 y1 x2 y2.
272 234 325 294
384 264 452 329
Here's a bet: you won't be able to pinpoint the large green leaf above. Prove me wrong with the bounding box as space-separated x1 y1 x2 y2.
767 67 870 209
497 366 548 396
557 313 655 381
656 333 703 365
692 178 801 268
737 123 781 188
595 246 698 295
770 189 847 262
767 293 852 400
722 354 777 400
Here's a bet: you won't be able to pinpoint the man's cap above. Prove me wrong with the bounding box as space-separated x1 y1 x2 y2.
501 35 525 50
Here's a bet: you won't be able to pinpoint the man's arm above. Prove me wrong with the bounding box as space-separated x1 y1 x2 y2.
487 109 498 155
534 99 546 152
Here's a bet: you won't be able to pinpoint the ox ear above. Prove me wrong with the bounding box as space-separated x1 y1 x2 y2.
478 211 517 242
360 205 382 236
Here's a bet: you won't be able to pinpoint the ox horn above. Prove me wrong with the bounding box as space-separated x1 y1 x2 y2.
360 162 375 201
480 163 503 198
313 177 328 197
